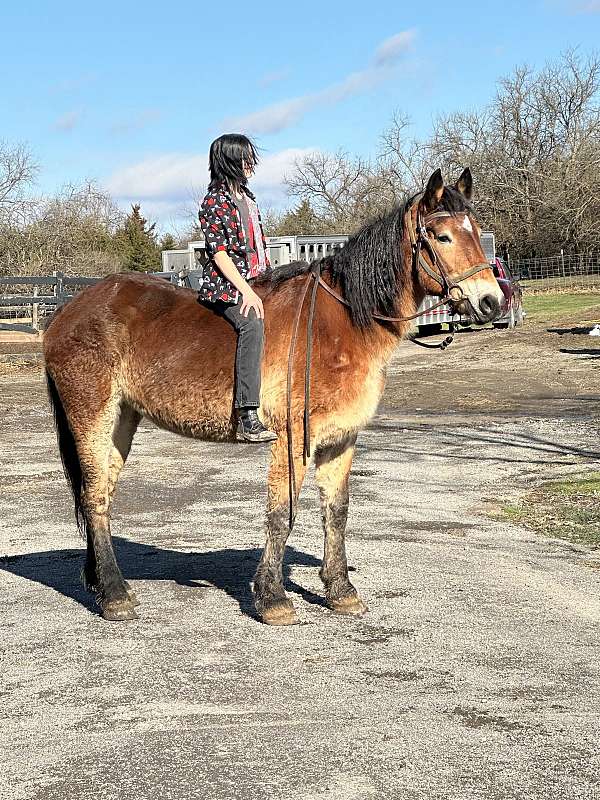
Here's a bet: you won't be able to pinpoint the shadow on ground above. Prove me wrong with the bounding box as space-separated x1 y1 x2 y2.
559 347 600 359
363 421 600 463
0 538 322 620
547 326 595 336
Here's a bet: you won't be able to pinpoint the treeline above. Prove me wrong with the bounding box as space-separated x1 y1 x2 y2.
0 158 177 277
268 50 600 259
2 49 599 277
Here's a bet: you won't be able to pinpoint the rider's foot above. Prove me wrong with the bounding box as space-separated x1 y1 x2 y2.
236 408 278 443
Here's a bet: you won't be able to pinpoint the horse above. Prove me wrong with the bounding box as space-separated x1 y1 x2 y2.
43 168 504 625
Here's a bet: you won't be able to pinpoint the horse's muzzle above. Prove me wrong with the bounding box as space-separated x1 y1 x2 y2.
476 294 501 324
451 293 500 325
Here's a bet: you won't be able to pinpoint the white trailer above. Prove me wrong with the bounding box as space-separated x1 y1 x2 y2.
162 235 349 275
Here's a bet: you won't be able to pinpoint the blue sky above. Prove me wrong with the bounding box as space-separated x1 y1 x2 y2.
2 0 599 230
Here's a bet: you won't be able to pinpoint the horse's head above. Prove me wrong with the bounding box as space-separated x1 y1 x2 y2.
408 168 504 325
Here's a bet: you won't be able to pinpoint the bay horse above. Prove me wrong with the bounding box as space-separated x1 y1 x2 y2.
43 168 503 625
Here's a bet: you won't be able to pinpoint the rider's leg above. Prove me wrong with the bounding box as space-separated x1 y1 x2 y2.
221 299 277 443
222 299 264 410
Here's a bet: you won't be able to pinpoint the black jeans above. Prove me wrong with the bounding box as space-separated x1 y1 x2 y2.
202 297 264 409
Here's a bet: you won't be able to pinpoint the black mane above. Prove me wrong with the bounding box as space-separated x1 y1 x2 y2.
259 186 471 328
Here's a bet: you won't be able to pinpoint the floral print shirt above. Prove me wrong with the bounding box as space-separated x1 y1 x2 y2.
198 181 270 303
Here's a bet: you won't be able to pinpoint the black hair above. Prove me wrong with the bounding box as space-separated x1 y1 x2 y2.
258 186 472 328
208 133 259 194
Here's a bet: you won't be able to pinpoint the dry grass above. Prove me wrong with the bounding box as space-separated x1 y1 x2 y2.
499 472 600 548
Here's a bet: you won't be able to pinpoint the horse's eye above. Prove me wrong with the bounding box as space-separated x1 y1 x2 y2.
437 234 452 244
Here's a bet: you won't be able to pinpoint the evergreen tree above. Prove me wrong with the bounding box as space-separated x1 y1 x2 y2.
116 204 161 272
159 232 177 251
273 200 327 236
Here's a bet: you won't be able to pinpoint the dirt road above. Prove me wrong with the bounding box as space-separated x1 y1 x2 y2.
1 315 599 800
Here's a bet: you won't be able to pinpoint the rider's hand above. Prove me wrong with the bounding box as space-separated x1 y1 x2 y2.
240 288 264 319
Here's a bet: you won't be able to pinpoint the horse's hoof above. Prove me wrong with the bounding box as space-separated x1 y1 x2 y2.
329 594 369 617
260 602 300 626
124 582 140 607
100 600 139 622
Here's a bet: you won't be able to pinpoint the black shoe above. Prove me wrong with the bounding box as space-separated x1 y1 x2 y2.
236 409 278 443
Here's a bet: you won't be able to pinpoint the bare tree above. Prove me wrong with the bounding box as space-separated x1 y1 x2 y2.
378 111 434 192
0 180 125 276
0 141 38 227
429 50 600 255
283 50 600 256
285 148 408 232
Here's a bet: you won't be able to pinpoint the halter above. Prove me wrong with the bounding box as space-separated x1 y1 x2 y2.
309 194 491 330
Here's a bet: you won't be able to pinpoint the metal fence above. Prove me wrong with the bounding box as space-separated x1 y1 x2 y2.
510 254 600 292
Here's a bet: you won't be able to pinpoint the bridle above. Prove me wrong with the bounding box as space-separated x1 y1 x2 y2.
315 194 490 328
283 193 491 526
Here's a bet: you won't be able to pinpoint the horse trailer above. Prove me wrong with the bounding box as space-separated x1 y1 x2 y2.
161 236 349 275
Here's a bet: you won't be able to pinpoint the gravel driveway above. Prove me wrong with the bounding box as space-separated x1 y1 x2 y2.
1 330 600 799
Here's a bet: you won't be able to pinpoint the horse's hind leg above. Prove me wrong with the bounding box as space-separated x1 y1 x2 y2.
76 395 139 621
107 404 142 505
254 436 307 626
315 435 368 616
83 403 141 609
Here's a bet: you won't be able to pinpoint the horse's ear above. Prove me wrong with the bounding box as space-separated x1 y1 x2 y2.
454 167 473 200
422 169 444 213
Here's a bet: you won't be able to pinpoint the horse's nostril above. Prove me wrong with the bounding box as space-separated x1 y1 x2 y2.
479 294 499 321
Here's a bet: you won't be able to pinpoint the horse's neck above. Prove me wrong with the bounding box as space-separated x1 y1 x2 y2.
321 257 417 348
314 269 406 374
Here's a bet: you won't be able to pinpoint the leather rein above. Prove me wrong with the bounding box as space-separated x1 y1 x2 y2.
284 195 490 526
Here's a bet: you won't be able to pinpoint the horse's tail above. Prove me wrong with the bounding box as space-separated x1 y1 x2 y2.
45 368 85 536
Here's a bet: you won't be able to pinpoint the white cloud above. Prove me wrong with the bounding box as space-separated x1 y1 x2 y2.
110 109 162 135
53 110 81 132
104 146 316 227
374 30 417 67
49 72 98 94
223 97 311 136
570 0 600 11
253 147 317 205
223 29 417 135
106 152 207 199
258 68 289 88
550 0 600 11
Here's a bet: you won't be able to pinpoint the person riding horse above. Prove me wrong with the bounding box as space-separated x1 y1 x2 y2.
197 133 277 444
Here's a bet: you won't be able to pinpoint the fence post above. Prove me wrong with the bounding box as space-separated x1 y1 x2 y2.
54 270 64 306
32 285 39 330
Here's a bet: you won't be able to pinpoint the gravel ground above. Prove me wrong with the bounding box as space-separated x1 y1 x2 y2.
1 321 600 800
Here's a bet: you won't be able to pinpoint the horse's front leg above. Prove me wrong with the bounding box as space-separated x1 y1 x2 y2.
254 435 307 626
315 434 368 616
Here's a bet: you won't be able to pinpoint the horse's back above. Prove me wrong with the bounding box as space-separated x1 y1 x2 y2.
43 273 242 435
45 272 231 356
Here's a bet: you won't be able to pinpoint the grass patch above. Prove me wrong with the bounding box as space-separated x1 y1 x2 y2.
499 472 600 548
524 292 600 322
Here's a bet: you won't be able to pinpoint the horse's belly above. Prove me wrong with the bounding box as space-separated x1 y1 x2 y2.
122 334 237 442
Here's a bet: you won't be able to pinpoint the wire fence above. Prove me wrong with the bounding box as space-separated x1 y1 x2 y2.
511 254 600 292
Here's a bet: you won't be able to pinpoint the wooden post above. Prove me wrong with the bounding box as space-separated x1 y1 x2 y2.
54 270 64 306
32 285 39 330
